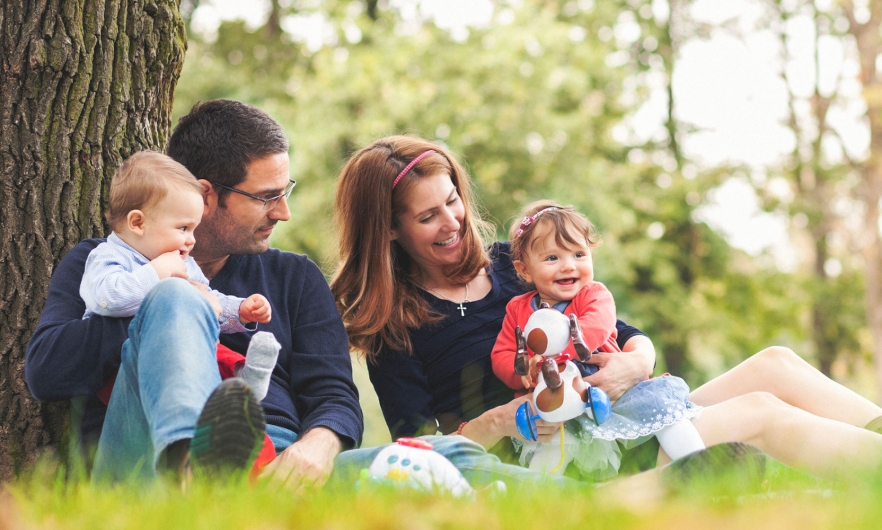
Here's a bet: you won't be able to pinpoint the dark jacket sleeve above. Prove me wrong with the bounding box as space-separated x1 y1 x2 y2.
286 259 363 448
25 239 131 402
614 319 647 350
367 346 438 440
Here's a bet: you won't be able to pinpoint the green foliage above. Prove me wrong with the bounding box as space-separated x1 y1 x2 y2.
170 0 852 400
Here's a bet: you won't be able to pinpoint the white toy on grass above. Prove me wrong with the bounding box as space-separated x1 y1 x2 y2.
362 438 477 498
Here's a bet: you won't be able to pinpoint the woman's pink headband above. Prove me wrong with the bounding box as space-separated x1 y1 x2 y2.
391 150 435 189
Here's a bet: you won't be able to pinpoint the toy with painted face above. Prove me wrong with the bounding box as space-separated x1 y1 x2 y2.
514 305 612 441
362 438 476 498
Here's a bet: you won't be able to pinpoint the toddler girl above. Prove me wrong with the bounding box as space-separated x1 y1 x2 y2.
491 200 704 480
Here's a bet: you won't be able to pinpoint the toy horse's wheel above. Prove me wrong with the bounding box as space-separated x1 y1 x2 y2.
515 402 539 442
587 386 612 425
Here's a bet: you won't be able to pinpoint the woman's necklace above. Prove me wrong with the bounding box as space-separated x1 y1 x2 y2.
422 281 470 317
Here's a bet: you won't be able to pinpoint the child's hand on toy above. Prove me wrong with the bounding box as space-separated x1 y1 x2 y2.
520 355 543 389
240 294 272 324
150 250 188 279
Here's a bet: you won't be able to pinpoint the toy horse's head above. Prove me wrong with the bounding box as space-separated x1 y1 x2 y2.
523 307 570 358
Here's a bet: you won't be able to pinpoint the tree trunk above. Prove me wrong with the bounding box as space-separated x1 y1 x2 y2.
0 0 185 481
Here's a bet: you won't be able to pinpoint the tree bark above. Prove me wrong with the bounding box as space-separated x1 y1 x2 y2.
0 0 185 481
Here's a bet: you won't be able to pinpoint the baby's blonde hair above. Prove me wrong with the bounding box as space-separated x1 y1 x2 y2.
106 151 204 231
509 200 600 263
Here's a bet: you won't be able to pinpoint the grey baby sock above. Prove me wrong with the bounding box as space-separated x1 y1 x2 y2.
237 331 281 402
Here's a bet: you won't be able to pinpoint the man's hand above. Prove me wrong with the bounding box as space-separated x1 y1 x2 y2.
239 294 272 324
583 336 655 402
260 427 342 494
187 281 222 318
150 251 188 279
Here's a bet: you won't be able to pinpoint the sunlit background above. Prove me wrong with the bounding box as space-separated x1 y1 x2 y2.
171 0 882 446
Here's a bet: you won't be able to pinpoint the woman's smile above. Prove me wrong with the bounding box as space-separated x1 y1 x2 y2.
435 233 459 247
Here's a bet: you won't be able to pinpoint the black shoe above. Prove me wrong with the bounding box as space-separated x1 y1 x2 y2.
662 442 767 495
189 378 266 479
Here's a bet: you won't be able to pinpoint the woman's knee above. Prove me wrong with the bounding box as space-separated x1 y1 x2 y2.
748 346 802 372
700 392 787 439
735 390 786 409
729 391 792 436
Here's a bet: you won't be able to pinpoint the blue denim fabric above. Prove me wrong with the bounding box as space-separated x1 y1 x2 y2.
331 435 577 490
91 278 222 483
266 425 299 454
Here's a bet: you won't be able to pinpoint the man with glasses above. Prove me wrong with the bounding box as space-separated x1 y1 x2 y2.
25 100 363 489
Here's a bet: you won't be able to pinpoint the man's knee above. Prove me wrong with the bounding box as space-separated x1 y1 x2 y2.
140 278 213 320
145 278 200 304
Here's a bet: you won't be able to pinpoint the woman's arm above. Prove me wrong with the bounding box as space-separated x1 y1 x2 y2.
369 345 561 449
367 348 440 439
457 395 562 448
584 333 656 402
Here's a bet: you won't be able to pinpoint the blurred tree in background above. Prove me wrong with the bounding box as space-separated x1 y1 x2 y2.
168 0 869 439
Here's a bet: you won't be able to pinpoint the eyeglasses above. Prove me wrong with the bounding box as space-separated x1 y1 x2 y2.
210 179 296 211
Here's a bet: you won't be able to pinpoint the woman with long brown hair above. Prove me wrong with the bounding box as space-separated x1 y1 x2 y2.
331 134 882 484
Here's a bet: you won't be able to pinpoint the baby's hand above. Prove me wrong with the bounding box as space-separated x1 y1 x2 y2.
150 251 188 279
520 355 544 389
240 294 272 324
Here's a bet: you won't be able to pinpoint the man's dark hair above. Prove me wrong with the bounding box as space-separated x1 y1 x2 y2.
167 99 289 206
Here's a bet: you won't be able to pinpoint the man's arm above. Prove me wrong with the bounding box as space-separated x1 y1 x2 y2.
261 257 362 489
260 426 342 492
26 240 130 401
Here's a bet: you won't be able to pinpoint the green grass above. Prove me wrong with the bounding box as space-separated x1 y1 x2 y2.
5 458 882 530
7 359 882 529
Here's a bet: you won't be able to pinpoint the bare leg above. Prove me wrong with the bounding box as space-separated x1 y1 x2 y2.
680 392 882 480
690 347 882 427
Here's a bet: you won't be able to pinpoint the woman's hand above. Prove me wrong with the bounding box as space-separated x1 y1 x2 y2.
458 394 562 449
583 335 655 402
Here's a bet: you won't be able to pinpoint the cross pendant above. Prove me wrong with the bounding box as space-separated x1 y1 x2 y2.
457 302 467 317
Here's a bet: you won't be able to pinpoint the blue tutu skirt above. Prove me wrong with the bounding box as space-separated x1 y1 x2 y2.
517 375 703 480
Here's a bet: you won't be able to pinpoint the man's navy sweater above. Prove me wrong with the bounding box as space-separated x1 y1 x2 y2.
25 239 363 448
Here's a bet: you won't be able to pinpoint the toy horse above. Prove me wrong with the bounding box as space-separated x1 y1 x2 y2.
513 304 612 441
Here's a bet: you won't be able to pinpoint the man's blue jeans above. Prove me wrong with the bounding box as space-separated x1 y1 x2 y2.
92 279 221 483
331 435 575 490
